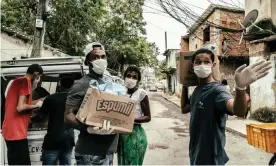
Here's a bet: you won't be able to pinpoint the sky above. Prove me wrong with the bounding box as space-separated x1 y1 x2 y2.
143 0 244 61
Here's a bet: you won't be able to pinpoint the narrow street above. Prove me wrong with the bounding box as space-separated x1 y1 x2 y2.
139 92 272 165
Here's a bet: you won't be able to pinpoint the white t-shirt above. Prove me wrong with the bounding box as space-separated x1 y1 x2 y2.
128 88 147 118
225 85 231 93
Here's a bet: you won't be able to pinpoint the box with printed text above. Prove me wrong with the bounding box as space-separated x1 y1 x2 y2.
76 88 136 133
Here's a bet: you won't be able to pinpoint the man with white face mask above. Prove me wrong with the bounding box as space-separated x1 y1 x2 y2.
65 42 118 165
181 48 272 165
2 64 44 165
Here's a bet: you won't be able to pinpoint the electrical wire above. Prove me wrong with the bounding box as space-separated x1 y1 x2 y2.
144 19 184 35
156 0 244 34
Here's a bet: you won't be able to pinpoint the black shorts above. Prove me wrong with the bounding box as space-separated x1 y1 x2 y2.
5 139 31 165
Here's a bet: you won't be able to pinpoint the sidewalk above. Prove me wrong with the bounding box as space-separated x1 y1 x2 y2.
162 94 261 138
162 94 181 107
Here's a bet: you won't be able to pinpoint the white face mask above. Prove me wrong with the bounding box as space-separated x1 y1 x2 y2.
90 59 107 75
194 65 212 78
124 78 137 89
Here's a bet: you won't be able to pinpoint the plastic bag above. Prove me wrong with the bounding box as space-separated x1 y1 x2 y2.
89 79 127 96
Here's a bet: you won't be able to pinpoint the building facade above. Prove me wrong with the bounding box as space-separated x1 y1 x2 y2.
163 49 181 96
180 4 249 95
243 0 276 113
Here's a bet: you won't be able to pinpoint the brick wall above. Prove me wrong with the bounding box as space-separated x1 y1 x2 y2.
220 61 237 94
249 42 270 56
219 10 249 56
188 9 249 57
180 37 189 52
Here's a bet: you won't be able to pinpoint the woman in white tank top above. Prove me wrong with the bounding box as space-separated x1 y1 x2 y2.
117 66 151 165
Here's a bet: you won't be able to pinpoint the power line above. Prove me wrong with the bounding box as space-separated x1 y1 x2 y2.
145 19 185 35
143 11 171 18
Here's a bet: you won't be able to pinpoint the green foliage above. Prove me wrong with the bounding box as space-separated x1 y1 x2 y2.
250 107 276 123
155 59 168 79
1 0 159 73
1 0 37 34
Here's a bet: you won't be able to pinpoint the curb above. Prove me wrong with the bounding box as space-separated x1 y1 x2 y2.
225 126 247 138
161 95 181 108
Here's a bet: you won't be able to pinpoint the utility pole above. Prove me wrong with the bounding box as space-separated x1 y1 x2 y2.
31 0 48 58
118 64 121 77
165 31 168 50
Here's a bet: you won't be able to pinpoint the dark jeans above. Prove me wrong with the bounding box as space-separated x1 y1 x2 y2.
5 139 31 165
42 149 72 165
75 153 114 165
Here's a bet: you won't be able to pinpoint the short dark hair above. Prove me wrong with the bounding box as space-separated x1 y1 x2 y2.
27 64 43 74
192 48 215 63
123 66 142 82
221 79 228 85
60 77 74 89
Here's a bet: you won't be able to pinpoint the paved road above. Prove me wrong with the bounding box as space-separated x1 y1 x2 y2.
139 92 272 165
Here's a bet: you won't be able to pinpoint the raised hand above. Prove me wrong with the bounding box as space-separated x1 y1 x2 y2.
234 59 272 90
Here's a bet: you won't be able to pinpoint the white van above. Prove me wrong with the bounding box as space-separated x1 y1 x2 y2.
1 57 113 165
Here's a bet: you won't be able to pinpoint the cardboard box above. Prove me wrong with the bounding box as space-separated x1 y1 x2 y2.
175 51 221 86
76 88 136 134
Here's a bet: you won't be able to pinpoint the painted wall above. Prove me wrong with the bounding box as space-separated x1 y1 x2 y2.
165 50 181 95
166 50 179 69
1 33 64 60
250 53 276 112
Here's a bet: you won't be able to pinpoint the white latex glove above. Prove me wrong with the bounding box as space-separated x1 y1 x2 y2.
36 101 43 108
234 59 272 90
87 120 115 135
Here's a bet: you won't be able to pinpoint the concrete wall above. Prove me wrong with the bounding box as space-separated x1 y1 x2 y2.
166 50 178 69
165 50 181 95
1 33 61 60
170 73 180 96
250 53 276 112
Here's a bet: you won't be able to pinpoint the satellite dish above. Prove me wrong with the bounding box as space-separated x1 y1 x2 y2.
242 9 258 28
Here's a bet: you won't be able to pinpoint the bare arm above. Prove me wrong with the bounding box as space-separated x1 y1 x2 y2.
64 104 88 131
32 97 46 105
17 95 39 113
135 95 151 123
181 86 191 114
226 89 247 117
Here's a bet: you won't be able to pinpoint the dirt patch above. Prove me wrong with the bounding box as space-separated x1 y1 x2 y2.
148 143 169 150
169 126 189 133
150 94 190 122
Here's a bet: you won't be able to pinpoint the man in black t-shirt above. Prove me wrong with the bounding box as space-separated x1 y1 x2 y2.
181 48 272 165
39 77 75 165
